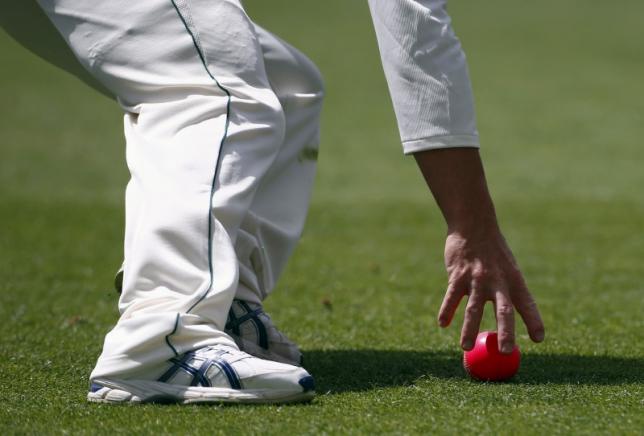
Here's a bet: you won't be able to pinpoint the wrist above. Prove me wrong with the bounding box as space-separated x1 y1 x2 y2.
446 211 500 238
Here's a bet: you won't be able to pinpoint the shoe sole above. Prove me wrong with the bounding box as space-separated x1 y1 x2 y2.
87 378 315 405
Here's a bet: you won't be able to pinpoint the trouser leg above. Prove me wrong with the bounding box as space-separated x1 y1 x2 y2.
235 27 325 304
37 0 285 379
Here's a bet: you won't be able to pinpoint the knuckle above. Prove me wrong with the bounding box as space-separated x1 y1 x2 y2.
497 304 515 317
448 269 467 285
465 305 482 317
471 269 489 282
524 298 539 311
516 296 540 314
501 329 515 339
498 329 515 341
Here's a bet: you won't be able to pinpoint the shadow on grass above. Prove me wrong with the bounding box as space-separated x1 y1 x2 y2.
304 350 644 393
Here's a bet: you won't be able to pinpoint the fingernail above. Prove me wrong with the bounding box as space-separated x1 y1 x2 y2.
534 330 545 342
501 344 513 354
462 340 473 350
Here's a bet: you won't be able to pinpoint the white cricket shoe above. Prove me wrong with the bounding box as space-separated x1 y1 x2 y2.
87 345 315 404
225 299 303 367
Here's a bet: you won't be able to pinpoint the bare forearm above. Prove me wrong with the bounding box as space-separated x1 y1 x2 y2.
414 148 499 235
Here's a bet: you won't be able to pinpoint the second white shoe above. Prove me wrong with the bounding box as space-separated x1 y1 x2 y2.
226 299 303 366
87 345 315 404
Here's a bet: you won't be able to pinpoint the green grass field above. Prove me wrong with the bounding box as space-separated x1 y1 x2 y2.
1 0 643 434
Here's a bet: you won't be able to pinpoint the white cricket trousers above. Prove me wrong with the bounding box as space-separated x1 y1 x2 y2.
37 0 324 380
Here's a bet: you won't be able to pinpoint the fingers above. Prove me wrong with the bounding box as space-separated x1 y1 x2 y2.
438 277 467 327
494 290 516 354
513 289 545 343
460 284 486 351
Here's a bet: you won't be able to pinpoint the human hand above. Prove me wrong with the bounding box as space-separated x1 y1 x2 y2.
412 148 545 354
437 228 545 354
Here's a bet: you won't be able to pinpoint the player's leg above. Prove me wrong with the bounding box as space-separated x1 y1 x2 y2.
6 0 323 368
110 23 325 366
226 26 324 364
0 1 110 97
237 26 324 304
36 0 313 403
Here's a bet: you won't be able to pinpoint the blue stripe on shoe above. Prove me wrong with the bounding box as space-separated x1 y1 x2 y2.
226 308 263 328
238 301 269 350
226 310 241 336
158 359 183 383
159 352 212 387
158 352 195 383
192 359 214 387
298 376 315 393
89 382 104 393
212 358 242 389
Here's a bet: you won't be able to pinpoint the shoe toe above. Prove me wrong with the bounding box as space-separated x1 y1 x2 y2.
239 359 313 392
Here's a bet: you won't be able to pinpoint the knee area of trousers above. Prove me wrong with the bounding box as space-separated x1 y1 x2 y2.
259 97 288 144
267 57 325 99
288 63 325 100
297 62 325 98
275 69 325 120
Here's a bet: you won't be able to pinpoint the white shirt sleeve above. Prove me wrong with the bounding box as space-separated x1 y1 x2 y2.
368 0 479 154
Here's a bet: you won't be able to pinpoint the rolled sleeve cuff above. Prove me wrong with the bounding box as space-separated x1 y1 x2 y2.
402 134 480 155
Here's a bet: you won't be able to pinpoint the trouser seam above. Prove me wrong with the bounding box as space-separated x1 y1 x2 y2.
165 0 233 355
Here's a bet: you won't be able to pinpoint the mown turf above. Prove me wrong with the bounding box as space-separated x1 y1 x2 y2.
1 0 642 434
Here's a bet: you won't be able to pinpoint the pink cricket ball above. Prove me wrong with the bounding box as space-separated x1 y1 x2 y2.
463 331 521 381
